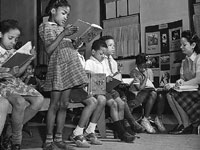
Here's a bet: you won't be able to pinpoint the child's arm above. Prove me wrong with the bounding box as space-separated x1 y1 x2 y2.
45 25 78 55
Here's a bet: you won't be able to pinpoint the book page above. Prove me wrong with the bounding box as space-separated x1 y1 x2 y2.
68 19 102 43
15 41 32 55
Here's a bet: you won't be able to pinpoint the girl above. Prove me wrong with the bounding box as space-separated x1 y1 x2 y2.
39 0 88 149
0 19 44 150
166 30 200 134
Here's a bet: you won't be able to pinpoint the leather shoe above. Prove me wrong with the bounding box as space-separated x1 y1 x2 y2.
178 124 193 134
168 124 184 134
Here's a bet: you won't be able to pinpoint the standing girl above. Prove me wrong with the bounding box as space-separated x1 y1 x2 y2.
39 0 88 150
0 19 44 150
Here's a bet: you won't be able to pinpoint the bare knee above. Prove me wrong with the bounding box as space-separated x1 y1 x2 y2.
97 95 106 107
84 97 98 108
107 99 118 110
10 96 26 110
31 96 44 110
0 97 9 110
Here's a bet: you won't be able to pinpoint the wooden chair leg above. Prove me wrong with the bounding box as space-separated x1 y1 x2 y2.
97 108 106 138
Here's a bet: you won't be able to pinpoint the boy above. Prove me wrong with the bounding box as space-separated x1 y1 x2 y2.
85 39 135 143
69 49 106 148
99 35 145 133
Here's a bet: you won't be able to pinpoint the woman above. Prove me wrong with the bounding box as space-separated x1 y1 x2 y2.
166 30 200 134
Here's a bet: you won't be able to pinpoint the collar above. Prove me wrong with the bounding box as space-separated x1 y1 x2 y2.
189 52 197 62
47 21 57 25
0 46 7 55
90 56 103 63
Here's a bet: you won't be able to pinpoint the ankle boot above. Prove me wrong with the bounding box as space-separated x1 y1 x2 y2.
113 121 135 143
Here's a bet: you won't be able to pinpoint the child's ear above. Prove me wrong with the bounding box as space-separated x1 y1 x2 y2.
91 49 95 55
191 42 196 50
50 8 56 15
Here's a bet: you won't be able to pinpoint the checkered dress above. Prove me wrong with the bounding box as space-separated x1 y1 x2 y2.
169 89 200 123
39 22 88 91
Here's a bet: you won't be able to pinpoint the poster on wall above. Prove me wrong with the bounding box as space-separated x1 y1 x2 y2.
145 32 160 54
159 70 170 87
169 27 182 51
160 30 169 53
160 54 170 71
147 55 160 77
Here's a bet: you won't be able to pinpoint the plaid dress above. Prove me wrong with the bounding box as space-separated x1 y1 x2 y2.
169 53 200 123
39 22 88 91
0 46 42 98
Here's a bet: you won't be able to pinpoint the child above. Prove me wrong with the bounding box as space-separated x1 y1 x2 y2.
21 61 41 91
129 53 166 133
99 35 145 133
0 19 44 150
85 39 135 143
0 96 9 135
69 49 106 148
39 0 88 149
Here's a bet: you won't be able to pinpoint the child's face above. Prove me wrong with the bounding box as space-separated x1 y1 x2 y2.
51 6 70 26
104 39 115 56
138 63 147 73
92 47 105 62
0 28 20 50
26 65 34 75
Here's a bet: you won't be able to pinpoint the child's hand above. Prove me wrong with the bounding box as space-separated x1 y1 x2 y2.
9 66 20 75
72 38 84 49
106 76 113 82
30 46 37 60
64 24 78 36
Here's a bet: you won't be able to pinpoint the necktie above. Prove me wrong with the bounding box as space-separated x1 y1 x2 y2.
108 57 113 74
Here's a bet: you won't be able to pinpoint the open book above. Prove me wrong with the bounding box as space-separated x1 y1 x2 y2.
2 41 33 68
174 85 199 92
68 19 103 43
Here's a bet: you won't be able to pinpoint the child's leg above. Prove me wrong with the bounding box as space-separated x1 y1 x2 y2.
71 96 97 148
0 97 9 135
22 95 44 124
106 99 119 121
87 95 106 130
144 91 157 118
114 97 125 120
155 93 166 132
45 91 61 144
5 94 26 147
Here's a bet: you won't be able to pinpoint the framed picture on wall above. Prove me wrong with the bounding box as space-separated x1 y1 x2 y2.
145 32 161 54
169 27 182 51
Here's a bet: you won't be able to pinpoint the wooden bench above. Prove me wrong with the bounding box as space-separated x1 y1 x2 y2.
8 98 106 138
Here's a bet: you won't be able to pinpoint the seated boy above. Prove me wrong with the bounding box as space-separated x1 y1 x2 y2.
129 53 166 133
99 35 145 133
85 39 135 143
69 49 106 148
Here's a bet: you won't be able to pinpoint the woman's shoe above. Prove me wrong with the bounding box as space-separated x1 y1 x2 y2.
178 124 193 134
168 124 184 134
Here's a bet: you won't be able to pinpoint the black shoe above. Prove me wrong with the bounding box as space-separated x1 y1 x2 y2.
119 131 135 143
11 144 21 150
178 124 193 134
168 124 184 134
1 136 12 150
131 121 145 133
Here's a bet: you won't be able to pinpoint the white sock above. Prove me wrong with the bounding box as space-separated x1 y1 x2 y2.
73 125 84 136
85 122 97 134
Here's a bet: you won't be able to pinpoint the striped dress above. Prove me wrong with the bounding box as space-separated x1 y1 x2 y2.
39 22 88 91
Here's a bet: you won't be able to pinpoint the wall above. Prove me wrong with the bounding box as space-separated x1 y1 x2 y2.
140 0 190 52
0 0 37 48
68 0 100 59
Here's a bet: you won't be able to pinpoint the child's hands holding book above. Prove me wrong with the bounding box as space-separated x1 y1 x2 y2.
9 66 20 75
175 79 185 87
64 24 78 36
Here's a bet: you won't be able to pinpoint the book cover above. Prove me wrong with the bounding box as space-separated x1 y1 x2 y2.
2 41 33 68
87 73 106 95
174 85 199 92
106 77 121 92
69 19 103 43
